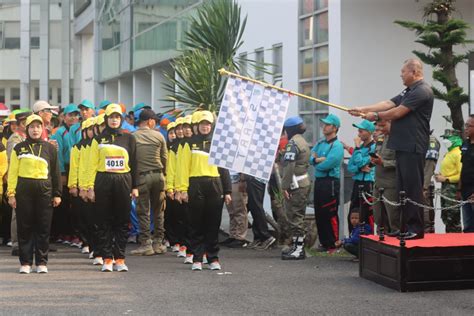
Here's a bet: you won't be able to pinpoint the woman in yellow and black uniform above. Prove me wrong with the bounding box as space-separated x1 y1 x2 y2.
87 104 138 272
68 117 97 257
176 111 231 271
7 115 61 274
164 122 181 250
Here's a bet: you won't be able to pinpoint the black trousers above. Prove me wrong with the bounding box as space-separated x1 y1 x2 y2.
246 177 271 241
396 151 425 236
94 172 131 260
0 186 12 242
188 177 224 263
349 180 374 233
16 178 54 266
71 197 95 249
314 177 340 249
165 197 180 245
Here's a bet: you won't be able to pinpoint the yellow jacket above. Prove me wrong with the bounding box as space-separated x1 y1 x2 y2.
68 144 80 188
440 146 462 183
175 138 220 192
165 145 177 192
7 140 61 197
0 144 7 193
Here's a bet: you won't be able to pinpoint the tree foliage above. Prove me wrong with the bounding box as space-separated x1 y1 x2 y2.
394 0 473 131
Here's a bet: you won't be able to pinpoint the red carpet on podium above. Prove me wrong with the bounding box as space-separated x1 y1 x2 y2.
363 233 474 248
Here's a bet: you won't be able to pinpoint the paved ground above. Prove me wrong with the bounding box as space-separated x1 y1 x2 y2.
0 243 473 315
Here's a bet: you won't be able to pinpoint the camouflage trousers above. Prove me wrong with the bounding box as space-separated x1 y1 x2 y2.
440 182 462 233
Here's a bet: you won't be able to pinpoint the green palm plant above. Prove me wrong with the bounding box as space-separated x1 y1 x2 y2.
163 0 268 113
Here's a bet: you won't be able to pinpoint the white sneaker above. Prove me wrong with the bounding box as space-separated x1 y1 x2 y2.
203 254 208 264
101 259 113 272
171 244 180 252
164 240 170 248
19 265 32 274
184 254 193 264
81 246 90 254
114 259 128 272
209 261 221 271
36 265 48 274
7 241 12 247
89 251 94 259
191 262 202 271
177 246 186 258
93 257 104 265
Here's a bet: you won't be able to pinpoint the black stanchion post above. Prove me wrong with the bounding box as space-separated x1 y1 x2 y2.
399 191 407 247
358 184 366 235
379 187 385 241
428 183 435 231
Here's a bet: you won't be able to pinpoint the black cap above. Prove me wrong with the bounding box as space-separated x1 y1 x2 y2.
15 111 32 122
138 109 157 123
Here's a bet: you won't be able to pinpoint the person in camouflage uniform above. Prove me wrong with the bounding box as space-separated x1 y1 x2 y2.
423 132 440 233
280 116 310 260
435 130 463 232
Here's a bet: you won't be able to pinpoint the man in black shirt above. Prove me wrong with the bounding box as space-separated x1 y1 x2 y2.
460 116 474 233
349 59 434 239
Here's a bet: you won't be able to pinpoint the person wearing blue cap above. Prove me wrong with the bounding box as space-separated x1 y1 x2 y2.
280 116 310 260
67 99 96 148
51 104 81 247
309 113 344 253
347 119 376 233
133 102 151 113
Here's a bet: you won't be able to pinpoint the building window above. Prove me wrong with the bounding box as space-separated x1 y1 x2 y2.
272 44 283 85
0 88 5 104
301 17 313 46
34 87 40 101
255 48 264 80
301 0 314 14
298 1 329 146
11 88 20 101
4 21 20 49
300 49 313 79
315 46 329 77
30 22 40 48
315 12 328 43
316 0 329 10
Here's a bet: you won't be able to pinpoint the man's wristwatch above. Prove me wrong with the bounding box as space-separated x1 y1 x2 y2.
373 112 380 121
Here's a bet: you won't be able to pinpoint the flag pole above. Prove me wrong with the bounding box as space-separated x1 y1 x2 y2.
218 68 349 112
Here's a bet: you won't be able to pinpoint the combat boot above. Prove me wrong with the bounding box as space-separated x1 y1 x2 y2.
153 240 167 254
281 237 296 256
281 236 305 260
131 240 154 256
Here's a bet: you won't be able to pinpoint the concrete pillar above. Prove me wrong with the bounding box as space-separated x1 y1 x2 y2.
61 0 71 106
73 36 82 104
20 0 31 108
104 81 119 102
151 65 174 112
39 0 49 101
93 0 104 105
118 77 133 111
133 72 151 107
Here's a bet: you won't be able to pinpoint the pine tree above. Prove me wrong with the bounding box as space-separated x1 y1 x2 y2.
395 0 473 131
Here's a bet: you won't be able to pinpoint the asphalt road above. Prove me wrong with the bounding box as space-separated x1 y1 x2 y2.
0 243 473 315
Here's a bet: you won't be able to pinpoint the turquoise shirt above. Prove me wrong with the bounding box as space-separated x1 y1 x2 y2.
309 137 344 179
347 141 376 182
51 125 70 173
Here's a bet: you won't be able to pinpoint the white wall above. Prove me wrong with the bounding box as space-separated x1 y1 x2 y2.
335 0 474 148
80 34 94 101
236 0 299 117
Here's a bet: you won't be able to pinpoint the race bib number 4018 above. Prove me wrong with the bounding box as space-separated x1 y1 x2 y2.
105 156 125 171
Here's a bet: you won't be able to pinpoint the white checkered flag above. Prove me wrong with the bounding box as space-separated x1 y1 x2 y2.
209 76 290 181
